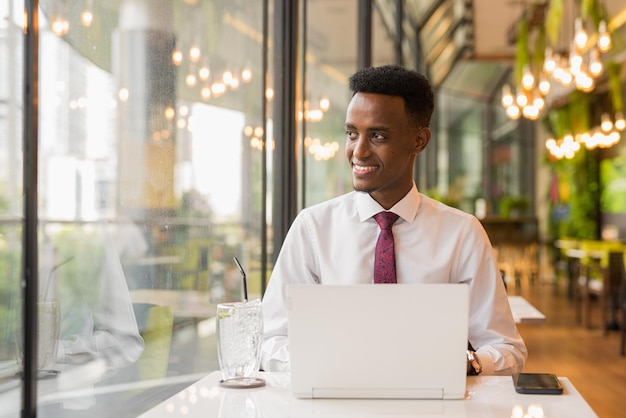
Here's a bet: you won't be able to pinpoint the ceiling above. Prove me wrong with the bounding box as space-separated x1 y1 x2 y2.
49 0 626 110
308 0 626 102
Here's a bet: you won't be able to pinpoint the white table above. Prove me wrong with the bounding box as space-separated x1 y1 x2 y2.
508 295 546 323
138 371 598 418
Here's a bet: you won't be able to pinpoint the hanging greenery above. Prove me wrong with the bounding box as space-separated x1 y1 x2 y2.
543 91 590 139
547 147 599 240
514 13 530 86
607 61 624 111
545 0 563 45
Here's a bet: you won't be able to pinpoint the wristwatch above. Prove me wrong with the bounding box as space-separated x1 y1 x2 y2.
466 350 482 376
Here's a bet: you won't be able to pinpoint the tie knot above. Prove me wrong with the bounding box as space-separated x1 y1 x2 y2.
374 212 399 230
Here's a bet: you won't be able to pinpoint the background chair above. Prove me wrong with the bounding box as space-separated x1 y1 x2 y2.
133 303 174 380
574 241 624 330
618 253 626 356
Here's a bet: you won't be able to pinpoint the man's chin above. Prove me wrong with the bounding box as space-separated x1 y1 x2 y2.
352 182 374 194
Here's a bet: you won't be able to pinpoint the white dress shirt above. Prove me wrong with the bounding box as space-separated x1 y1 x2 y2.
261 183 527 375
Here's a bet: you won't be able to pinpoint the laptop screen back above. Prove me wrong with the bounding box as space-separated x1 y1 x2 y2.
287 284 469 399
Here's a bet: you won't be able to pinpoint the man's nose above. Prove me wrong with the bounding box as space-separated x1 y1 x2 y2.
351 137 371 159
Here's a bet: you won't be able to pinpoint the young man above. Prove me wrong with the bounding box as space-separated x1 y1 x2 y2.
260 65 527 375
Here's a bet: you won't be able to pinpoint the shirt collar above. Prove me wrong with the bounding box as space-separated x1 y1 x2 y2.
356 183 421 223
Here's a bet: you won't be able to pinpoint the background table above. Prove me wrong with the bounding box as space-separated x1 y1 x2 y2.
508 295 546 323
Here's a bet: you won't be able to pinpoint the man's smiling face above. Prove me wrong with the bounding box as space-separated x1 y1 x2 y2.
344 92 430 209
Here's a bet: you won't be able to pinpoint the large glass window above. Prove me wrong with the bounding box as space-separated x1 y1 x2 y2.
436 91 485 214
302 0 355 207
3 0 269 415
0 0 24 411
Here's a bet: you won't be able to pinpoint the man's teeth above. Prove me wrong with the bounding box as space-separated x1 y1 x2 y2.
354 164 376 173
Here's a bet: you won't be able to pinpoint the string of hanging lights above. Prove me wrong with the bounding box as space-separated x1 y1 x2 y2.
500 1 625 159
501 15 613 121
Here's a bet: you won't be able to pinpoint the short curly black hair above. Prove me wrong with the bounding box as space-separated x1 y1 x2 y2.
349 65 434 128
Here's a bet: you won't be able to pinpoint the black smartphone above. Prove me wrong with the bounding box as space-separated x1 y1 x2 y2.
512 372 563 395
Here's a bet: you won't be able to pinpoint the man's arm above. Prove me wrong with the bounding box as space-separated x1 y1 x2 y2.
260 213 319 372
461 217 528 375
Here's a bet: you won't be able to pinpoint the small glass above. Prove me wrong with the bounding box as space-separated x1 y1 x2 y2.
216 299 265 388
37 300 60 371
16 300 61 378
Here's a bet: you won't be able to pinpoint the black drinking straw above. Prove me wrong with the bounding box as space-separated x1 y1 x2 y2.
41 256 74 301
233 257 248 302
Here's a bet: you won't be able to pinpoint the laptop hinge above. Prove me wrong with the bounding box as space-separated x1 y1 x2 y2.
311 387 444 399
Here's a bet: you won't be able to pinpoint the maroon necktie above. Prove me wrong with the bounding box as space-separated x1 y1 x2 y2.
374 212 400 284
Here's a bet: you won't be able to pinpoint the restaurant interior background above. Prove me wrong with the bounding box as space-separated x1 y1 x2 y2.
1 0 626 416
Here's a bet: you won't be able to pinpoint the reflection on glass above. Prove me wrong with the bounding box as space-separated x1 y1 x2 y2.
41 224 144 368
0 0 268 413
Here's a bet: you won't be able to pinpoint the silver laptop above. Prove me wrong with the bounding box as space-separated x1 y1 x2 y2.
287 284 469 400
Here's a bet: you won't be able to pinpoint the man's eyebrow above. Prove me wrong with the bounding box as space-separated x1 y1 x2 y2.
368 125 391 132
344 123 391 132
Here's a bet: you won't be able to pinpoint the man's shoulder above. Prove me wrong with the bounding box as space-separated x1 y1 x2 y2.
419 193 477 223
298 191 357 220
303 191 356 211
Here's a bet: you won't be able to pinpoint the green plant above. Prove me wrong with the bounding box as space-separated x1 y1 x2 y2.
546 147 599 240
500 196 530 217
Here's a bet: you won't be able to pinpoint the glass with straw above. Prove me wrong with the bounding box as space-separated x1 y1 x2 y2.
216 257 265 388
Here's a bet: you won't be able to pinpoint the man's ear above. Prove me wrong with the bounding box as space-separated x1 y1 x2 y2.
414 127 431 153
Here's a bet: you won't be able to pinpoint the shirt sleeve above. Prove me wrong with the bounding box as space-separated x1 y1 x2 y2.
460 217 528 375
57 231 144 369
260 212 318 372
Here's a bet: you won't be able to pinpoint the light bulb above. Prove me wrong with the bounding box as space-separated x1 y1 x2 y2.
533 93 545 110
574 18 588 50
575 72 593 92
211 82 226 96
501 85 514 107
538 76 551 95
320 97 330 112
189 46 201 62
185 74 196 87
81 10 93 27
51 16 69 36
560 71 573 86
172 49 183 65
198 66 210 80
521 66 535 89
615 111 625 131
164 107 175 120
506 105 521 120
601 113 613 132
543 48 556 74
588 49 603 77
598 20 612 53
241 68 252 82
523 105 539 120
516 91 528 107
222 71 233 85
569 50 583 75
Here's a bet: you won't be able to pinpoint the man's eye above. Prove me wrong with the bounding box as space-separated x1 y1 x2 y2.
346 130 357 140
372 133 385 140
